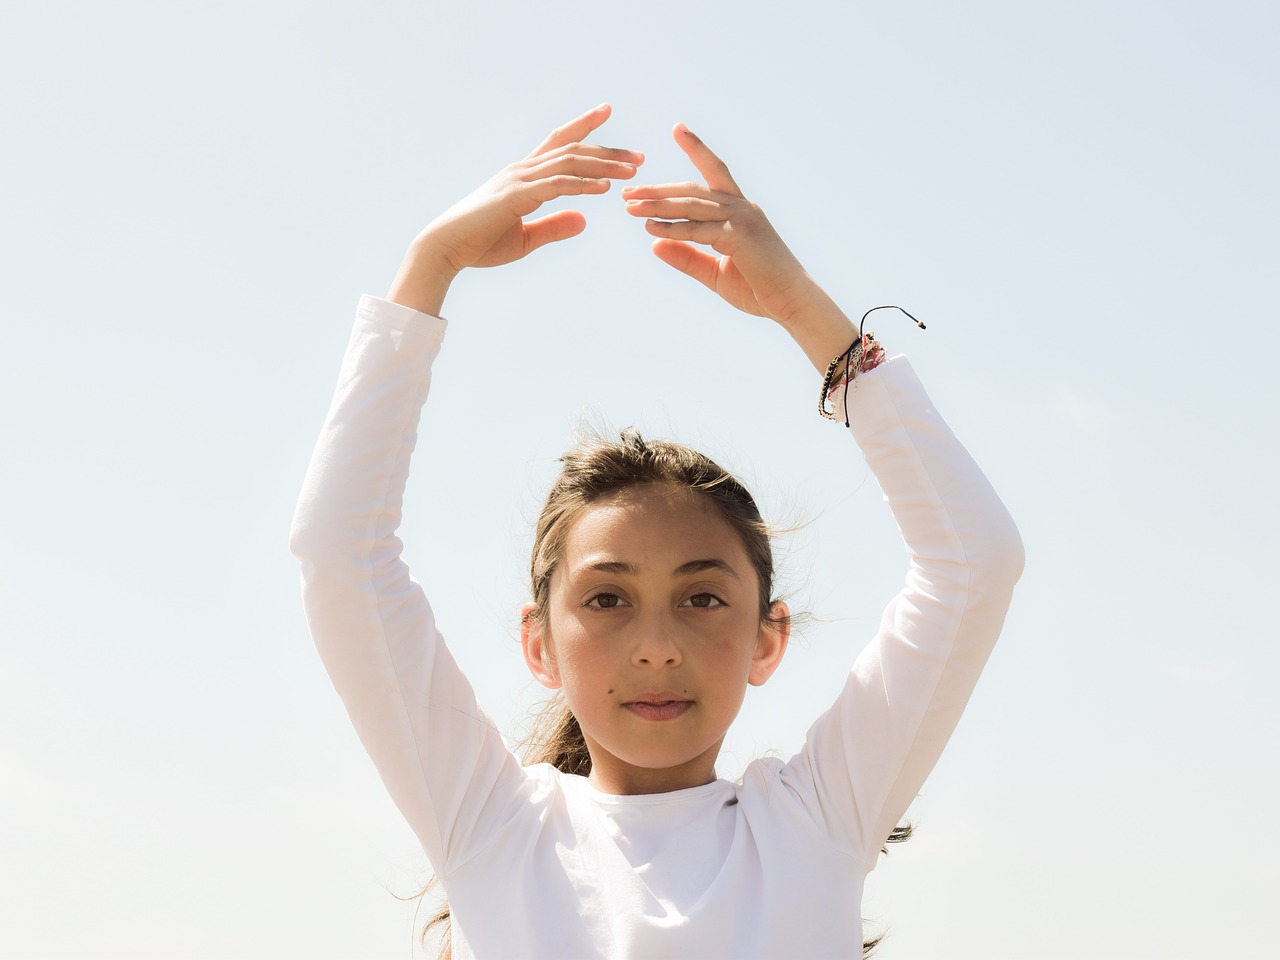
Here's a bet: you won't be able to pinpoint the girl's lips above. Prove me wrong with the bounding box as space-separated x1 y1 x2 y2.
623 700 693 722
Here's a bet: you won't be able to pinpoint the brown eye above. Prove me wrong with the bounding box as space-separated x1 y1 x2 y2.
682 593 725 609
587 593 623 609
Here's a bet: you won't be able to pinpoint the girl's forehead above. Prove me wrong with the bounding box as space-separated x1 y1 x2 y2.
562 485 742 556
578 483 720 523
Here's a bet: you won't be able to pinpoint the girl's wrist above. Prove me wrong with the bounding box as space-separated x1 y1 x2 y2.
774 286 860 374
386 238 461 317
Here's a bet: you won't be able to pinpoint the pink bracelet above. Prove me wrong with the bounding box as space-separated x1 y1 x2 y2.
818 337 865 421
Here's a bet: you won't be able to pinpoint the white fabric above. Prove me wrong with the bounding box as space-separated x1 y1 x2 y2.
291 295 1024 959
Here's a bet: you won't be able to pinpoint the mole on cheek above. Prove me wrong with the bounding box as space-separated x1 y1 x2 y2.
608 688 614 695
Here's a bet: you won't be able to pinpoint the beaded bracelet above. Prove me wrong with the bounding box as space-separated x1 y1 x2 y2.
818 336 861 413
819 305 926 426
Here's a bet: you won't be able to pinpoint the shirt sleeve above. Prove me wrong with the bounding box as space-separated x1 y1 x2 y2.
777 356 1025 868
289 295 533 875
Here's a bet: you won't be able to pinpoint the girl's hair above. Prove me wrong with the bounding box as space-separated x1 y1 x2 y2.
528 427 780 625
418 429 910 958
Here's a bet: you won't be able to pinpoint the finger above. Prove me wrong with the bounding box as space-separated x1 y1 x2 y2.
522 175 614 206
650 239 721 291
525 152 640 182
672 123 742 196
623 197 727 222
619 181 717 202
529 102 612 157
537 143 645 166
643 218 728 246
522 210 587 254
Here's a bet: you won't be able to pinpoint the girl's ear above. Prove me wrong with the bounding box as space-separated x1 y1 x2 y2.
748 600 790 687
520 601 562 689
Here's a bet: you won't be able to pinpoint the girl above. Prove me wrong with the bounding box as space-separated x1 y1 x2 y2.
291 103 1023 958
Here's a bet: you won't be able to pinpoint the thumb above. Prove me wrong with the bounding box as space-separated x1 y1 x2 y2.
652 239 720 292
522 210 587 255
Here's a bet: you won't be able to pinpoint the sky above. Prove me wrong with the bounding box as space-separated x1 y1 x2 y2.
1 1 1277 957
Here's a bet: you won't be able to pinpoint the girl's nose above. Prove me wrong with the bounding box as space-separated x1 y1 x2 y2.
630 614 683 668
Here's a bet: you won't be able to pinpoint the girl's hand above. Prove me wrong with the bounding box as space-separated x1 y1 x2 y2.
388 103 643 315
621 124 858 373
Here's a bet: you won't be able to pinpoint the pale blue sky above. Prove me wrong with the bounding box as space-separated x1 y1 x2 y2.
2 1 1277 957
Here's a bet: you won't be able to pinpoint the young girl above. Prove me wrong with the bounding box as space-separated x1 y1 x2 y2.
291 103 1023 958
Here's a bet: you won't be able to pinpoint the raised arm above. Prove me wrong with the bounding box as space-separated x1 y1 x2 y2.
624 128 1024 864
802 361 1024 864
290 106 642 872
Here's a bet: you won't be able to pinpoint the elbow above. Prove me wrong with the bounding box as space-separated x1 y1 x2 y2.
289 483 364 569
288 503 321 566
289 515 366 606
288 517 327 587
288 496 348 573
290 500 393 590
952 507 1023 596
1001 526 1026 587
983 515 1025 592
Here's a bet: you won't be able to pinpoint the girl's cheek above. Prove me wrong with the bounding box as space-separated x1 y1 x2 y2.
551 624 609 671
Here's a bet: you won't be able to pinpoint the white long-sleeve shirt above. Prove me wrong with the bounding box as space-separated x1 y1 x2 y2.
290 295 1024 959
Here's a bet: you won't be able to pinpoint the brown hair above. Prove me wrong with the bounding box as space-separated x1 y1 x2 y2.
418 429 909 957
528 427 779 624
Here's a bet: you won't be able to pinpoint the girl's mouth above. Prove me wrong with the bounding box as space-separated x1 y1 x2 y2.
623 699 693 722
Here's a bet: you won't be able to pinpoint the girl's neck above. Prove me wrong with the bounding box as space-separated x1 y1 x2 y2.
583 739 723 796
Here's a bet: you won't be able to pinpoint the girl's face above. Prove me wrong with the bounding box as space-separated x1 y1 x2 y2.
522 483 789 796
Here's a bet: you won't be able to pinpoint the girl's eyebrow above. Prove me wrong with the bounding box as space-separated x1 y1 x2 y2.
675 558 740 580
575 558 740 580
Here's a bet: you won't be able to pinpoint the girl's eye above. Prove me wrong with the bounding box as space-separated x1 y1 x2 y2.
585 593 625 610
681 593 725 609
